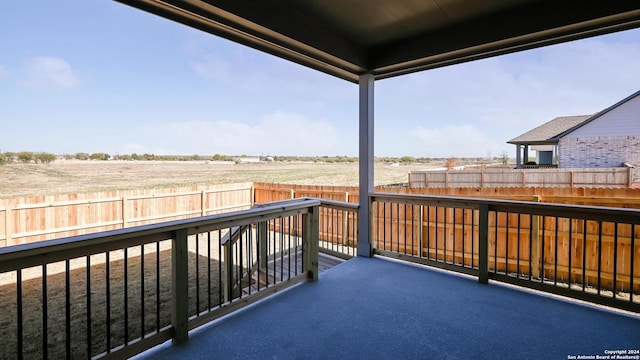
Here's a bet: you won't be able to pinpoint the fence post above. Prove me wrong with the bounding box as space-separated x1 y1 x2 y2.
570 171 575 188
478 203 489 284
201 190 206 216
303 205 319 281
121 197 128 228
4 206 11 246
172 228 189 344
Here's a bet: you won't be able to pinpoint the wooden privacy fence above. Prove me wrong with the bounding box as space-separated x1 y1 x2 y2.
409 167 635 188
255 183 640 293
0 183 253 247
253 182 359 203
254 182 640 209
253 183 359 254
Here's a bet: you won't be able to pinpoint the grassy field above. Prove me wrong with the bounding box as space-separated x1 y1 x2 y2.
0 158 443 357
0 160 440 198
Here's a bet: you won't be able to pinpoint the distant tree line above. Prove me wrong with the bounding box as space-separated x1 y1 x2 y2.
0 151 512 166
0 151 57 164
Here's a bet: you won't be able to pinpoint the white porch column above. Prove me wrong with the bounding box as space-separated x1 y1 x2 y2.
358 74 374 257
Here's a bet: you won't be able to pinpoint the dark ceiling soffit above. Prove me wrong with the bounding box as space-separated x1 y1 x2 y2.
370 6 640 80
550 89 640 141
195 0 367 68
116 1 640 83
115 0 367 82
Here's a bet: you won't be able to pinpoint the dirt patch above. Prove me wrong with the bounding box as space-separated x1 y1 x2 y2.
0 160 438 198
0 248 225 359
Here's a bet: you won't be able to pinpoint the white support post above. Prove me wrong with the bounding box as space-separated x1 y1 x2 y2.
358 74 374 257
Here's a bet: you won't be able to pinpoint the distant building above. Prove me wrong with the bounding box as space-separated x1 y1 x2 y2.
234 157 261 163
508 90 640 169
508 115 590 168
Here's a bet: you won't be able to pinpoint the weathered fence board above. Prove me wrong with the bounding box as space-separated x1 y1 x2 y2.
0 183 253 246
409 168 634 188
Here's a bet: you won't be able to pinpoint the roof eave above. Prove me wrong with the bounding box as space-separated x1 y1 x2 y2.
371 7 640 80
507 140 559 146
115 0 368 83
115 1 640 83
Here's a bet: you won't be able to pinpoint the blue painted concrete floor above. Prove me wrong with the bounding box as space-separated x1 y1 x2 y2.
137 256 640 360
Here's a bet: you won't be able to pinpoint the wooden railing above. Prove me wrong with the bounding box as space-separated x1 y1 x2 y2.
371 193 640 313
1 191 639 359
0 199 320 359
252 198 358 259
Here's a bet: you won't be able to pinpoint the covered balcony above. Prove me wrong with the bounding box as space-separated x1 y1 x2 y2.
1 195 638 359
2 1 640 359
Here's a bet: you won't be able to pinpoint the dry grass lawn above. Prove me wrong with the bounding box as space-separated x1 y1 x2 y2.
0 159 437 358
0 160 438 199
0 247 231 359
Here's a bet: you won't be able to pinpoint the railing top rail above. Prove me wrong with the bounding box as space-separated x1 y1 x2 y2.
371 192 486 209
0 198 321 272
371 192 640 223
255 197 358 211
316 198 359 211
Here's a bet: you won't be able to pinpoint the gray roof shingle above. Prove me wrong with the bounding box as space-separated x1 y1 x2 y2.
507 115 591 144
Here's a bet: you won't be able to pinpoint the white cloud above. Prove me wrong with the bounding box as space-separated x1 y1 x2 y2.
187 41 353 103
375 31 640 157
0 65 7 77
21 56 83 92
380 33 640 125
146 111 339 156
189 47 285 94
189 53 231 83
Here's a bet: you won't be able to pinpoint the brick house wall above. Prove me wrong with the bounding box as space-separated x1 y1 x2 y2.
558 135 640 168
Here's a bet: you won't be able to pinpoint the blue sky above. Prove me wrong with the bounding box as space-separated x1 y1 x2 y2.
1 1 639 158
